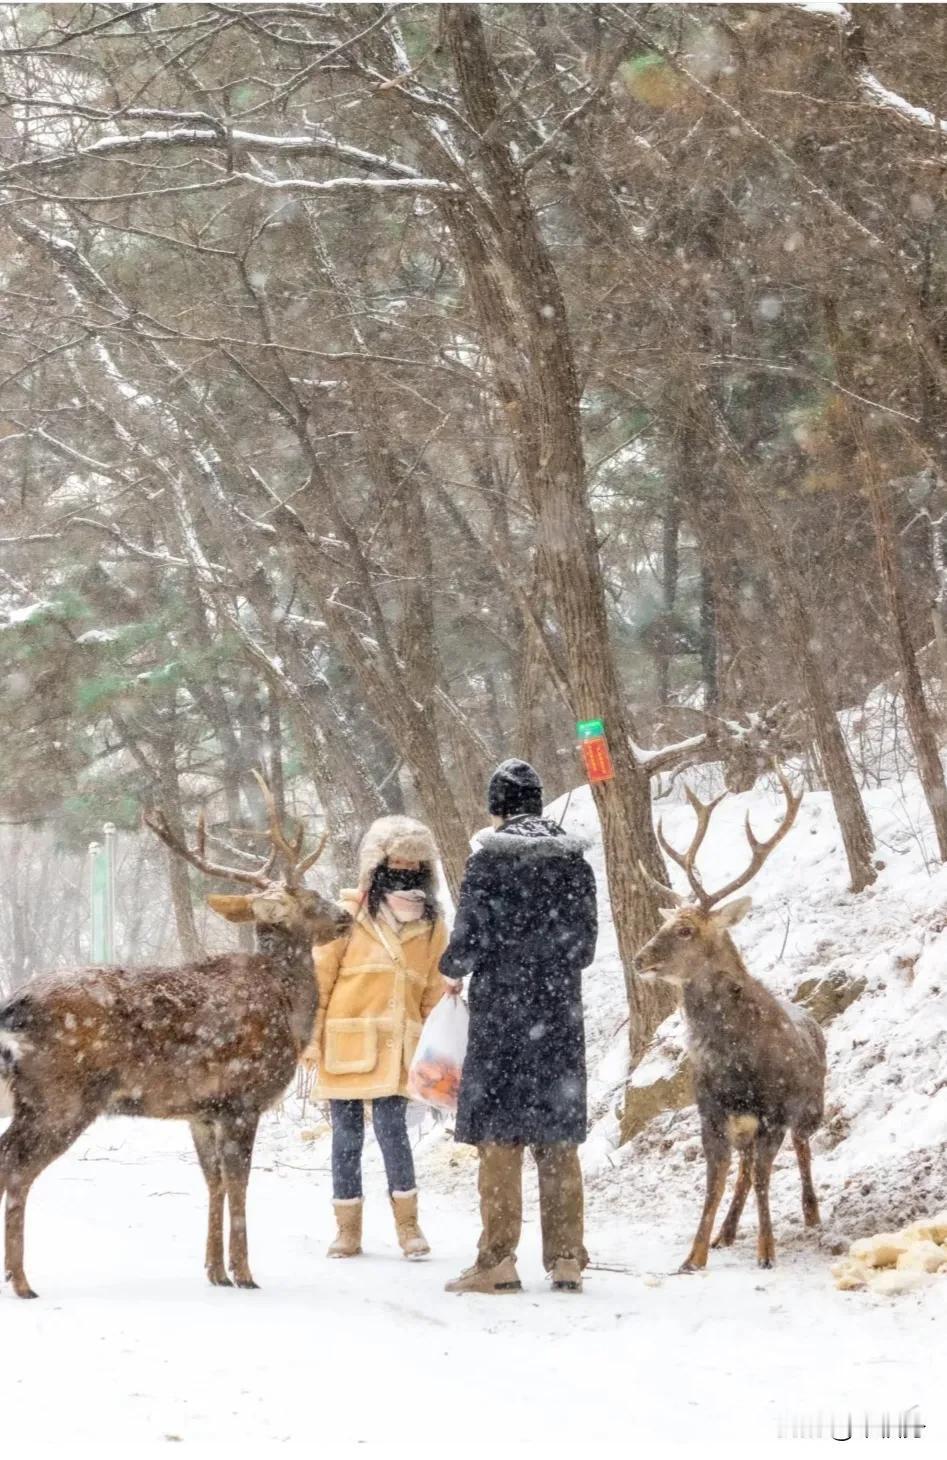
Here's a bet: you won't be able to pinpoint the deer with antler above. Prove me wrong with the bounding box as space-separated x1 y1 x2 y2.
634 769 826 1272
0 774 349 1298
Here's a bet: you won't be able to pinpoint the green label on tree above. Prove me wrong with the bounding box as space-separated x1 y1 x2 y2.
576 718 605 740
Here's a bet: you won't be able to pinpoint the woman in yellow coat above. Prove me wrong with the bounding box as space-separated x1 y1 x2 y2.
304 815 448 1260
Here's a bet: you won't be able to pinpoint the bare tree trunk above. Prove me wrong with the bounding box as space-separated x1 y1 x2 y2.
154 734 201 961
657 481 681 705
515 608 573 801
443 7 675 1058
512 62 877 896
699 564 719 711
723 439 879 892
267 683 287 826
671 381 878 893
826 299 947 859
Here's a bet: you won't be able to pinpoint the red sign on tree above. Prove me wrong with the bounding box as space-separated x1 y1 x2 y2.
580 735 615 784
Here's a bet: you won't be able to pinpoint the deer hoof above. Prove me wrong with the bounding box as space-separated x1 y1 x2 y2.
12 1280 38 1299
207 1269 233 1287
758 1257 775 1270
711 1232 734 1249
233 1275 259 1290
677 1260 703 1275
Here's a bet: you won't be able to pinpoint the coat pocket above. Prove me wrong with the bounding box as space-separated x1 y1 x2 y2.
403 1018 424 1073
324 1018 379 1075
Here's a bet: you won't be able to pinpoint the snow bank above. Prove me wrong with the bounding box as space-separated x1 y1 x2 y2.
546 762 947 1250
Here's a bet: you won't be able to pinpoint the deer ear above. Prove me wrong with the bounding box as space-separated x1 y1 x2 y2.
713 895 753 928
206 893 257 923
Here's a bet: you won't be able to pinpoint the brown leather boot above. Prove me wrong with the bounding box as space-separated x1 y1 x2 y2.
327 1199 363 1258
390 1190 430 1259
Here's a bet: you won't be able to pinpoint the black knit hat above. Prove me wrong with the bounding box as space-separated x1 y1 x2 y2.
488 758 543 819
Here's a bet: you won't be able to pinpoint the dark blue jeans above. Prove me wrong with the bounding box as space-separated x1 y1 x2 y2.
330 1096 416 1200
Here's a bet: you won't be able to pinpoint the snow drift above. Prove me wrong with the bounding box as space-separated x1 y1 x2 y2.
549 756 947 1257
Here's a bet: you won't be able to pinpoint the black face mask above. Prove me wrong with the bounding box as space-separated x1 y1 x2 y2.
374 865 427 894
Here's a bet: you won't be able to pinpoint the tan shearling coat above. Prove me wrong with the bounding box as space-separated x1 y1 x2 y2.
305 892 448 1101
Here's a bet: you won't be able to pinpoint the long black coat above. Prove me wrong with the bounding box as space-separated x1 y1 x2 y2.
440 815 598 1146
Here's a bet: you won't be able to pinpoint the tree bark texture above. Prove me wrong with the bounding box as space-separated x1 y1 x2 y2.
444 7 676 1058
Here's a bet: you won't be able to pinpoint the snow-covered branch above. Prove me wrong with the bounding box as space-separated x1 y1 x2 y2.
792 4 947 138
0 122 450 194
7 170 458 208
854 68 947 138
631 706 804 785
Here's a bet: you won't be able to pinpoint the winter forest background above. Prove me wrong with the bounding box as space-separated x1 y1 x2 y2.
2 0 947 1083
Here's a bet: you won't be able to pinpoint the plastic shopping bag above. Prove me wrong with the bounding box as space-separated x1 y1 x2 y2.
407 994 469 1112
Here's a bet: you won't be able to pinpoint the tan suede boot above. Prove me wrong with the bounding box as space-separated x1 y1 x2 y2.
445 1255 522 1294
549 1257 583 1293
327 1199 363 1258
390 1190 430 1259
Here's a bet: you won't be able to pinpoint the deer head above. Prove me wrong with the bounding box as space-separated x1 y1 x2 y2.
634 767 801 987
144 770 351 945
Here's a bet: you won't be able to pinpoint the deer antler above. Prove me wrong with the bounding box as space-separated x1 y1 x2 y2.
636 859 684 908
251 769 327 886
296 829 330 879
656 785 727 909
701 765 802 907
654 768 800 910
143 808 277 888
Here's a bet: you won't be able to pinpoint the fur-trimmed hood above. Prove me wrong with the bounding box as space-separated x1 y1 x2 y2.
357 815 439 890
474 815 589 860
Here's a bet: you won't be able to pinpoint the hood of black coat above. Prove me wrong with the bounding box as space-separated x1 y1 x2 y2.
474 815 589 859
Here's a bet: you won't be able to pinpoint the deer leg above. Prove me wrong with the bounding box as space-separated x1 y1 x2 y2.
752 1129 784 1268
712 1149 753 1248
792 1132 821 1228
2 1121 35 1299
217 1109 260 1290
0 1120 11 1203
190 1118 230 1287
5 1170 39 1299
4 1107 94 1299
680 1128 730 1273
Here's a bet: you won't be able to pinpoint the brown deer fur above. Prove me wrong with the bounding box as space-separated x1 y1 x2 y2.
0 796 349 1299
633 771 826 1271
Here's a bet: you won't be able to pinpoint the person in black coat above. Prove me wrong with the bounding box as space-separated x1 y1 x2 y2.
441 759 598 1295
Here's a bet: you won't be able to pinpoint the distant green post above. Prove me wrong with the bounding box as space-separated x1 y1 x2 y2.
104 822 117 962
89 829 116 963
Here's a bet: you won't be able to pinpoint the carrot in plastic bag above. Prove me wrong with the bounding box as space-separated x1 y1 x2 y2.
407 995 469 1111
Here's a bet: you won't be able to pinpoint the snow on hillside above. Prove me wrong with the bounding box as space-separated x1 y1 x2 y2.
549 767 947 1256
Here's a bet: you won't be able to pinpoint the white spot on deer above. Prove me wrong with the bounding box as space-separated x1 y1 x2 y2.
726 1113 760 1147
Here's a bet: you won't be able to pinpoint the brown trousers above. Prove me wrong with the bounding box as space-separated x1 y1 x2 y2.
476 1142 588 1272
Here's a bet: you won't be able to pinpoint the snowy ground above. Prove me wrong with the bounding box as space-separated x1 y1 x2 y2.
2 1113 943 1456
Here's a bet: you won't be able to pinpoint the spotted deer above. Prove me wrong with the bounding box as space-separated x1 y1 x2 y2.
0 775 350 1298
634 770 826 1272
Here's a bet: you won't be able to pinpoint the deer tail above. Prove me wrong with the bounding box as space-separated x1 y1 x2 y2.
0 1028 22 1070
0 992 35 1091
0 1029 24 1111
